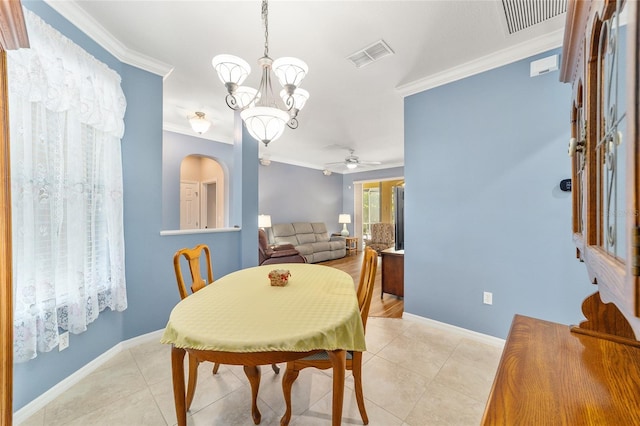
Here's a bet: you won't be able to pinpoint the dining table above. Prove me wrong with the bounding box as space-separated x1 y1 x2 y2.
160 262 367 426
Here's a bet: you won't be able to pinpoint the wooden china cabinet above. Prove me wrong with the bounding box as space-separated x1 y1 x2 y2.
482 0 640 423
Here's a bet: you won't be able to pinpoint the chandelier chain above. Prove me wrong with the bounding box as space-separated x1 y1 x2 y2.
262 0 269 58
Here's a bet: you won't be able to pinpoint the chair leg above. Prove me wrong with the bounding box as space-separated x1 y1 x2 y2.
212 362 220 374
271 363 280 374
352 353 369 424
186 355 199 410
280 363 300 426
243 365 262 425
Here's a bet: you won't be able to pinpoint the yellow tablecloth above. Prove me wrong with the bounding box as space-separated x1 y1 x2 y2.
161 263 366 353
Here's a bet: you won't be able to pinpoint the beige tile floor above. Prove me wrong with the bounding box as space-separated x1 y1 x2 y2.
18 317 504 426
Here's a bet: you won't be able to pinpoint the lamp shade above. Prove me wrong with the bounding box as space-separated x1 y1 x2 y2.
211 54 251 86
234 86 261 109
272 57 308 88
240 106 290 146
258 214 272 228
280 88 309 111
189 112 211 134
338 214 351 224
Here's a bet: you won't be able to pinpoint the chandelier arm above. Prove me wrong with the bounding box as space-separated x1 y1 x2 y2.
254 63 269 108
225 94 239 110
283 94 295 111
287 117 299 129
264 64 277 108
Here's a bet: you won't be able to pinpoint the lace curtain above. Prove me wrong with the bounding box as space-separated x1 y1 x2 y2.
8 9 127 362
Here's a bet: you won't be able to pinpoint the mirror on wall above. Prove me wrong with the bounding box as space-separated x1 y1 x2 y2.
179 155 225 230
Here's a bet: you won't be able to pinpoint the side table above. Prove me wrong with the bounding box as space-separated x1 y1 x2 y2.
345 236 358 254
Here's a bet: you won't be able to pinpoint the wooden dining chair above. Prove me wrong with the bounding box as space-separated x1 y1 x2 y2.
173 244 219 410
173 244 281 411
280 247 378 425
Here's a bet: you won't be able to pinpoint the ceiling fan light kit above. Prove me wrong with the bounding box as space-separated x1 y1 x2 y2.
325 149 382 171
211 0 309 147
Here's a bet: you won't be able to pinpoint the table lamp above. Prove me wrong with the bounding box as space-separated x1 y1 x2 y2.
258 214 272 230
339 214 351 237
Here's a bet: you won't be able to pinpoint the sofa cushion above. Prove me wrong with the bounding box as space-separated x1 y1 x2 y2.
297 232 317 244
328 240 345 251
292 222 314 234
295 244 314 256
272 223 299 246
312 251 331 263
269 249 300 258
311 223 330 242
311 241 331 252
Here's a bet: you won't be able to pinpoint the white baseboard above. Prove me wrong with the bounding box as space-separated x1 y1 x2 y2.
13 329 165 425
402 312 506 348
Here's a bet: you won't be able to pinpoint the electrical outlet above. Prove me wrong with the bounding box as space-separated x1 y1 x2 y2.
483 291 493 305
59 332 69 351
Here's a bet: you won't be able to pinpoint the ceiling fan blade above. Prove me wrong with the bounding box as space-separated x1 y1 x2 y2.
359 161 382 165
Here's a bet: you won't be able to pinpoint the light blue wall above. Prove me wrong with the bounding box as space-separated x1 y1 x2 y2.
258 162 343 232
13 1 254 411
162 131 234 230
404 49 591 339
237 125 260 268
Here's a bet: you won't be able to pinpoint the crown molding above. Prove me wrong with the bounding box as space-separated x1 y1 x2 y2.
163 122 233 145
396 28 565 97
43 0 173 77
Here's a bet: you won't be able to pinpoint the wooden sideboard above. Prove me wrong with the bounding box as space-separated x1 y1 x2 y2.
482 315 640 425
381 248 403 298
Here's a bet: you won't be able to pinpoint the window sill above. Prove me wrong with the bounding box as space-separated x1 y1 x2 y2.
160 227 241 236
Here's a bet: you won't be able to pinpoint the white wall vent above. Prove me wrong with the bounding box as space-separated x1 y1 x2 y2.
530 54 559 77
502 0 567 34
347 39 394 68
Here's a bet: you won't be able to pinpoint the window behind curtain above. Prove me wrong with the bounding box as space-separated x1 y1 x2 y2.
8 9 127 362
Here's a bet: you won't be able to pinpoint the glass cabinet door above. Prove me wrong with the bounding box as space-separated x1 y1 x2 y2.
594 3 627 261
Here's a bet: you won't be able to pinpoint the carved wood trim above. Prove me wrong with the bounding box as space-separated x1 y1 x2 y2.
0 49 12 426
560 0 591 83
0 2 28 425
633 0 640 317
573 291 637 341
0 0 29 50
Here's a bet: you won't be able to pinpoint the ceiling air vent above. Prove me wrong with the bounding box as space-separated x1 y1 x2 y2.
501 0 567 34
347 39 394 68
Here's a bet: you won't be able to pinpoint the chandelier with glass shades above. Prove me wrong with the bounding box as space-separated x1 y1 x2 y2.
211 0 309 146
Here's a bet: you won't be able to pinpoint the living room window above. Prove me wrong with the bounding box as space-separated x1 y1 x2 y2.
362 186 380 239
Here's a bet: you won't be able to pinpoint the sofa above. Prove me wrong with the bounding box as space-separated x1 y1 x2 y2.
258 229 306 265
270 222 346 263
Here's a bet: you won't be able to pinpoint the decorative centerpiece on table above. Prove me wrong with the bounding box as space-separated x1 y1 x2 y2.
269 269 291 286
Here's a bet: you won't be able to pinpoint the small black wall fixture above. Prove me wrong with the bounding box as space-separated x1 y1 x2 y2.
560 178 572 192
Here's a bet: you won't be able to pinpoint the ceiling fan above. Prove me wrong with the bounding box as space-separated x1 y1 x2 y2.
325 149 382 170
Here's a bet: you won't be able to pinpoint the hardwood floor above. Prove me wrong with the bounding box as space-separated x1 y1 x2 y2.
319 251 403 318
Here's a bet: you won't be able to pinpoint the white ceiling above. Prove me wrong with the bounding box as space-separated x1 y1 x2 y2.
45 0 566 173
